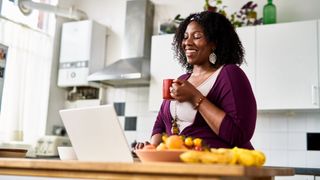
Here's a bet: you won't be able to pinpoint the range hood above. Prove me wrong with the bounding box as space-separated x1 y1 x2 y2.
88 0 154 87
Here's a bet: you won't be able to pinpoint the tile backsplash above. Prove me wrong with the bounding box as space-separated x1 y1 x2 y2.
106 86 157 149
252 111 320 168
106 86 320 168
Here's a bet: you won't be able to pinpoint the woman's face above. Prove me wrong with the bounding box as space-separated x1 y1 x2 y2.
182 21 214 66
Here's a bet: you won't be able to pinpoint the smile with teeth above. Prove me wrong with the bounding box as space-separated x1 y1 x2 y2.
185 49 197 56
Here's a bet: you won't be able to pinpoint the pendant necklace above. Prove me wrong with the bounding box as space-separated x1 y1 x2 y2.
171 101 180 135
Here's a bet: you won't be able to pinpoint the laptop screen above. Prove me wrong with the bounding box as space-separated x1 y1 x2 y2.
59 104 133 162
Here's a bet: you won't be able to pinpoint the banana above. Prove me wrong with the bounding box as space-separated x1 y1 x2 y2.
251 150 266 166
180 147 266 166
179 151 202 163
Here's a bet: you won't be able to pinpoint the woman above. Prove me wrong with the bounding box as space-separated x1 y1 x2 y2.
138 11 256 149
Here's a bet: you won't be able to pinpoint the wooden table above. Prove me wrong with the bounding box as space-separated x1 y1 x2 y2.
0 158 294 180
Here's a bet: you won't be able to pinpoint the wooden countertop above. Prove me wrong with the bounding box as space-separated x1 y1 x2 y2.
0 158 294 180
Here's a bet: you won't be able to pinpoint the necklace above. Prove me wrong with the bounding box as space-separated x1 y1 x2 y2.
171 101 180 135
191 67 216 77
190 70 215 87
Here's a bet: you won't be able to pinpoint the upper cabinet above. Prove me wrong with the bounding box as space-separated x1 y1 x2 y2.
236 26 256 93
149 20 320 111
256 20 319 110
148 34 185 111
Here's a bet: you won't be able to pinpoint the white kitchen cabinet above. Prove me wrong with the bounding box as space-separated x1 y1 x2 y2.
236 26 256 93
255 20 319 110
148 34 185 111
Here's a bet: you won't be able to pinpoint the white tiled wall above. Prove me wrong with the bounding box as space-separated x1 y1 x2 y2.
106 86 157 147
108 87 320 169
252 112 320 168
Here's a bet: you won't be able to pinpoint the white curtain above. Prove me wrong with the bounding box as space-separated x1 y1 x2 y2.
0 17 53 144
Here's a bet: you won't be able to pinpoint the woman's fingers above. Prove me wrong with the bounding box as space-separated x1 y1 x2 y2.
134 141 151 150
171 79 201 102
171 80 183 94
135 142 144 149
173 79 183 84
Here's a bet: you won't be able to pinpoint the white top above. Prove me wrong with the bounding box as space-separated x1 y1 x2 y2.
170 66 223 132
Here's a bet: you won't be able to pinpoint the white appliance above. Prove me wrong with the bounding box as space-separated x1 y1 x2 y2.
58 20 106 87
34 135 71 157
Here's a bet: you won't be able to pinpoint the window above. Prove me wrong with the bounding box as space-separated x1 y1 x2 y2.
0 0 57 35
0 43 7 111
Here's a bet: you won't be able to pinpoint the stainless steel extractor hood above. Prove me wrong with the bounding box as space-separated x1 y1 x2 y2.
88 0 154 87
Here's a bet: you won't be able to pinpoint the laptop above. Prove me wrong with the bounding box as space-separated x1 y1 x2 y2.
59 104 133 162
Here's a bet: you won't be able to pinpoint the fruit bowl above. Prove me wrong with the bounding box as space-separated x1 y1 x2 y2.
135 149 187 162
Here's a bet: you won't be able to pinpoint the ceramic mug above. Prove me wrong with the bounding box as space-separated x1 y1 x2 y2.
163 79 174 99
58 146 77 160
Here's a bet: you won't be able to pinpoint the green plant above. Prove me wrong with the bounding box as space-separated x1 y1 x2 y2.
204 0 227 16
230 1 262 27
173 14 185 24
203 0 262 28
159 14 185 34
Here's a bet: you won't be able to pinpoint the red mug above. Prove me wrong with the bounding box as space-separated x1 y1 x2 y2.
163 79 174 99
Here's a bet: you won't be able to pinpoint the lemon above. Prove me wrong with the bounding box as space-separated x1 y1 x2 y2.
184 137 193 147
161 134 168 143
193 138 202 147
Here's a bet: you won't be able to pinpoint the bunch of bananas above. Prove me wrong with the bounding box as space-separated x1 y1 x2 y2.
180 147 266 166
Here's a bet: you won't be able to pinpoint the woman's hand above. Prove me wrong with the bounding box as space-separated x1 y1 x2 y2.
134 141 150 150
135 134 162 150
170 79 203 104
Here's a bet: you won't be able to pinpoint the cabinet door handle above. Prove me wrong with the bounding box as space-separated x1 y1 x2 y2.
312 85 319 105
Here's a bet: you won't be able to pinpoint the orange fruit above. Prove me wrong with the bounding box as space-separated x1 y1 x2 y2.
165 135 184 149
193 138 202 147
184 137 193 147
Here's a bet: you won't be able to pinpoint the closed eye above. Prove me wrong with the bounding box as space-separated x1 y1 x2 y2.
183 32 204 40
193 32 203 39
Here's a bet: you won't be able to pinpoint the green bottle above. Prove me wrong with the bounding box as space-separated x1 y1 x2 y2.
263 0 276 24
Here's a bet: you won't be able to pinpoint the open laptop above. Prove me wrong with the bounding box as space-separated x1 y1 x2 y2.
59 104 133 162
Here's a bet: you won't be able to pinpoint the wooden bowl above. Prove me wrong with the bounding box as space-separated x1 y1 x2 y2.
135 149 187 162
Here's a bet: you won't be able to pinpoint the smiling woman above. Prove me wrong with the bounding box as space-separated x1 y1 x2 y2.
136 11 257 150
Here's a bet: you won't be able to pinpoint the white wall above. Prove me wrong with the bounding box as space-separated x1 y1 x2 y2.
66 0 320 169
74 0 320 66
46 0 78 134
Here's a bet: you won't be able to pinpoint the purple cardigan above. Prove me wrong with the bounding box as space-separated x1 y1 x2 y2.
151 64 257 149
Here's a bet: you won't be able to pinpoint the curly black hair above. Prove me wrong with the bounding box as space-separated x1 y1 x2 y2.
173 11 244 72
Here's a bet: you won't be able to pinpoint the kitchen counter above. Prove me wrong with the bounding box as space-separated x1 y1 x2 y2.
294 167 320 176
0 158 294 180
